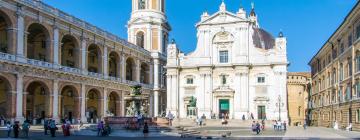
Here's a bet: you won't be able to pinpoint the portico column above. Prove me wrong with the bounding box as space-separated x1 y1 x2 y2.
52 80 59 122
103 47 108 79
136 59 141 82
154 91 159 117
146 25 152 50
16 8 26 63
15 74 24 122
81 37 87 75
53 26 60 68
121 54 126 82
80 84 86 122
103 88 108 117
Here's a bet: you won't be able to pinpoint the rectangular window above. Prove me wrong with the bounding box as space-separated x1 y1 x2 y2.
349 59 353 76
219 51 228 63
348 34 353 47
221 75 227 85
357 55 360 72
186 78 193 84
357 82 360 98
357 25 360 39
357 109 360 123
257 77 265 83
340 64 344 81
340 43 345 54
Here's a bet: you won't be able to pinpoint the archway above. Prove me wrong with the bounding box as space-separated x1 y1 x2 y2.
0 12 10 54
126 58 136 81
27 23 51 62
136 31 145 48
0 76 11 119
61 35 80 68
86 89 101 123
108 52 120 78
60 85 80 123
87 44 102 73
25 81 50 124
107 92 120 116
140 63 150 84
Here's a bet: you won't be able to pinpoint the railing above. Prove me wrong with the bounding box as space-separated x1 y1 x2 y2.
59 66 81 75
109 76 121 82
17 0 151 55
0 52 16 61
26 58 53 68
88 72 104 79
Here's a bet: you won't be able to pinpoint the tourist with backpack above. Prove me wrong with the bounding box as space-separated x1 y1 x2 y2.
6 121 12 138
22 121 30 138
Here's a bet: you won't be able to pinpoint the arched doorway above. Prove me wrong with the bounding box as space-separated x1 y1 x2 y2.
87 44 102 73
26 23 51 62
108 52 120 78
60 85 80 123
126 58 136 81
0 76 11 119
136 31 145 48
0 11 11 54
86 89 101 123
25 81 50 124
107 92 120 116
140 63 150 84
61 35 80 68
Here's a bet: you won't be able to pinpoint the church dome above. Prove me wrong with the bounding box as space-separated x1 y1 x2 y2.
252 28 275 50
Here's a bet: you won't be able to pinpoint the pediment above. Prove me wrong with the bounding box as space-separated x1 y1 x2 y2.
254 96 270 102
128 17 150 24
213 86 235 93
197 11 247 26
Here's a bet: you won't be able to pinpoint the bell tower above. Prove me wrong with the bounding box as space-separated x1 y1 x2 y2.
128 0 170 54
128 0 170 117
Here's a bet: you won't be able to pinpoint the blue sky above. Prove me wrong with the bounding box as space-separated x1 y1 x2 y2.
43 0 357 72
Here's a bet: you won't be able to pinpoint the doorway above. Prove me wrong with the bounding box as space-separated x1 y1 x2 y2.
219 99 229 119
258 106 266 120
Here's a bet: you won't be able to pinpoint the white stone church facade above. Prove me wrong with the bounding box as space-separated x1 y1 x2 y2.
166 2 289 120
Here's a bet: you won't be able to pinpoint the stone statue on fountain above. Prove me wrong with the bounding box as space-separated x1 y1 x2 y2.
125 85 145 116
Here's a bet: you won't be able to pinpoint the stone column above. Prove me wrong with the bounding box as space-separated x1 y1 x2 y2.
149 63 154 85
15 74 24 122
158 27 163 53
121 54 126 82
16 8 26 63
103 88 108 117
146 25 152 50
136 59 141 82
80 84 86 122
53 26 60 68
52 80 59 122
153 91 159 117
81 37 87 75
154 59 159 88
103 47 108 79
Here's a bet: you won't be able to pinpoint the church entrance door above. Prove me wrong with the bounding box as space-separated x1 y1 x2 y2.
258 106 266 120
219 99 229 119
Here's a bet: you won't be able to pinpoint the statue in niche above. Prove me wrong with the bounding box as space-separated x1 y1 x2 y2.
138 0 146 9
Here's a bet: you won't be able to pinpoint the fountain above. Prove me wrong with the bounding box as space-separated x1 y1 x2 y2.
125 85 147 116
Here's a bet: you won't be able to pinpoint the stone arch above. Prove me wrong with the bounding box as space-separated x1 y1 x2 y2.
87 44 103 73
86 88 102 123
140 62 150 84
212 31 234 44
59 85 80 123
107 91 120 116
126 57 136 81
26 23 52 62
0 75 13 119
24 80 51 124
136 31 145 48
60 34 80 68
108 51 120 78
0 9 14 54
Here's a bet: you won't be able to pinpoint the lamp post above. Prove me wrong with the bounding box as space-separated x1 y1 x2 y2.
276 95 284 121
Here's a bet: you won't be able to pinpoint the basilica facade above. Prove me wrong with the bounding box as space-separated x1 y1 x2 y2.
166 2 288 120
0 0 167 123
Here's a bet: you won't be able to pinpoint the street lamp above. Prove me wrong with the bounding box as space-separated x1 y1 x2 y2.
275 95 284 121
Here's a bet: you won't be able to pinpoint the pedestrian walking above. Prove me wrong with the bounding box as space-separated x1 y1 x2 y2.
303 119 307 130
273 120 277 130
44 119 49 135
143 122 149 138
277 120 282 131
49 120 57 137
22 121 30 138
261 120 265 130
283 121 287 131
167 111 174 126
13 121 20 138
6 121 12 138
251 121 256 133
97 121 104 136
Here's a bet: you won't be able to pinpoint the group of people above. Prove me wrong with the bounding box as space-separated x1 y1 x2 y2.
5 121 30 138
273 120 287 131
196 114 207 126
333 121 352 131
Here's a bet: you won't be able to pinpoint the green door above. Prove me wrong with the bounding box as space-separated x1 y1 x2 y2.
219 99 229 118
258 106 266 120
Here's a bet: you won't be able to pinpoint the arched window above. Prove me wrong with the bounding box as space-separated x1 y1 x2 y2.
136 32 145 48
138 0 146 10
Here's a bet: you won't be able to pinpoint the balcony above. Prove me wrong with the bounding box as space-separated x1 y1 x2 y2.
59 66 81 75
26 58 53 69
109 76 121 82
88 72 104 79
0 52 16 62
